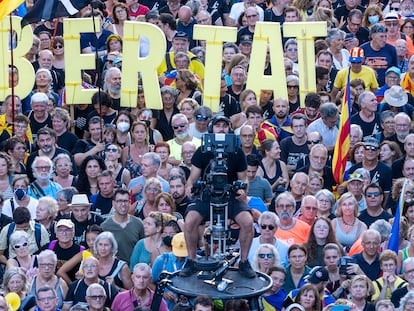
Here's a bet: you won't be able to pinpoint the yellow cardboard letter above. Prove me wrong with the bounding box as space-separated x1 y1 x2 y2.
246 22 287 101
0 16 34 100
193 25 237 113
64 18 101 105
121 21 166 109
283 22 327 107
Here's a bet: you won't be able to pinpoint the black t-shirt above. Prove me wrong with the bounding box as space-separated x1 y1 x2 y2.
351 252 381 281
27 112 52 136
297 165 336 191
358 209 392 227
391 286 408 308
191 144 247 184
71 213 104 247
207 0 230 24
65 279 118 308
57 131 79 154
52 242 83 281
349 161 392 192
264 8 284 23
176 196 193 216
350 112 381 139
92 194 113 215
153 107 180 141
236 26 254 45
279 137 309 169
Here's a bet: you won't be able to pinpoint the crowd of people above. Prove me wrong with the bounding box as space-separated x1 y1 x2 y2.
3 0 414 309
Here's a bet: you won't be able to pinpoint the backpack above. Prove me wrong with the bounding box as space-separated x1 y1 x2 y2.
6 222 42 257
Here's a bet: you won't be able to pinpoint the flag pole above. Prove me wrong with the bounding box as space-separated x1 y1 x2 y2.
91 6 103 142
9 13 15 136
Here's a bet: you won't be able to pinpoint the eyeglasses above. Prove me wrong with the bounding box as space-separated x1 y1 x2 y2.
318 199 330 204
289 255 305 260
364 145 378 151
258 253 274 259
366 191 381 197
146 187 161 193
173 123 187 130
115 199 129 205
87 295 105 300
195 115 209 121
53 44 63 49
391 7 400 11
105 148 118 153
246 14 258 18
38 296 57 302
35 166 51 171
386 22 399 27
39 263 55 268
13 242 28 249
261 224 275 230
307 139 321 144
287 85 299 89
57 229 73 234
83 264 97 269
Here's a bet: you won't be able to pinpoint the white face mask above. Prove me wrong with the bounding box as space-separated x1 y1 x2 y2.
117 121 130 133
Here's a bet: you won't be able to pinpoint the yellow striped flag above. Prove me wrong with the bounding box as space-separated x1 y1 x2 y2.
0 0 24 21
332 68 351 184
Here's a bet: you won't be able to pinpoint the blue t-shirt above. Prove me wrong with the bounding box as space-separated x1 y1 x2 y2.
360 42 397 87
80 29 113 52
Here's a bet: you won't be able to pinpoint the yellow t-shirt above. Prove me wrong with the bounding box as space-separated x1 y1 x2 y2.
333 66 379 92
157 51 205 80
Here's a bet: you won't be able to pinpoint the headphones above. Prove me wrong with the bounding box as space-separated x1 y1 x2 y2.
207 115 233 133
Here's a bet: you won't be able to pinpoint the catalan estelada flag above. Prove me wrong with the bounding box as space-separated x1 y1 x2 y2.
332 66 352 184
0 0 24 20
388 179 408 254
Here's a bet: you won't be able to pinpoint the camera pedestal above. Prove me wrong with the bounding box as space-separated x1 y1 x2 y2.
166 268 272 311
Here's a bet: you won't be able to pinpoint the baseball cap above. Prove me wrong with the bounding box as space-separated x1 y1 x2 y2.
240 34 253 44
348 172 364 183
370 23 387 35
305 266 329 284
172 232 188 257
363 136 380 148
174 31 189 40
56 219 74 229
386 66 401 76
349 47 364 63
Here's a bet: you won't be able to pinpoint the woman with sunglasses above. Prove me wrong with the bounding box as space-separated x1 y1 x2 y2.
105 144 131 188
304 217 341 268
252 244 280 274
52 36 65 71
248 211 289 267
7 231 38 280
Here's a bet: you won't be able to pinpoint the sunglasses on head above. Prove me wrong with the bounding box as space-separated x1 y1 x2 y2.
195 115 209 121
261 224 275 230
173 123 187 130
258 253 274 259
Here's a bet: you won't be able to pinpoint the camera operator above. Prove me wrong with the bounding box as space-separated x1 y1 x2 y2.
180 115 256 278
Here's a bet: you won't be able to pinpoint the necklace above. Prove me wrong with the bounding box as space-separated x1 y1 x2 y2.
342 218 356 227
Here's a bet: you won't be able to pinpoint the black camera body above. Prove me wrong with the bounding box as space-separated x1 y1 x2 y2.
338 256 356 275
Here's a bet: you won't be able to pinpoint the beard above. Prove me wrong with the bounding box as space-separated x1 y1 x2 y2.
106 83 121 96
278 211 291 220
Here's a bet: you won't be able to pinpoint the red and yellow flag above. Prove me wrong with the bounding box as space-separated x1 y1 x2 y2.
332 68 351 184
0 0 24 21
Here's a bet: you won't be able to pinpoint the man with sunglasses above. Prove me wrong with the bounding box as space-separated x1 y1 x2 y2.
349 137 392 206
359 183 392 227
248 211 289 267
167 114 201 166
188 106 212 139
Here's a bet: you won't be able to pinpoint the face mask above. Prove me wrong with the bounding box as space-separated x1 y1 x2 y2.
368 15 379 24
41 146 52 153
14 188 26 200
176 130 188 140
162 235 173 248
117 121 130 132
